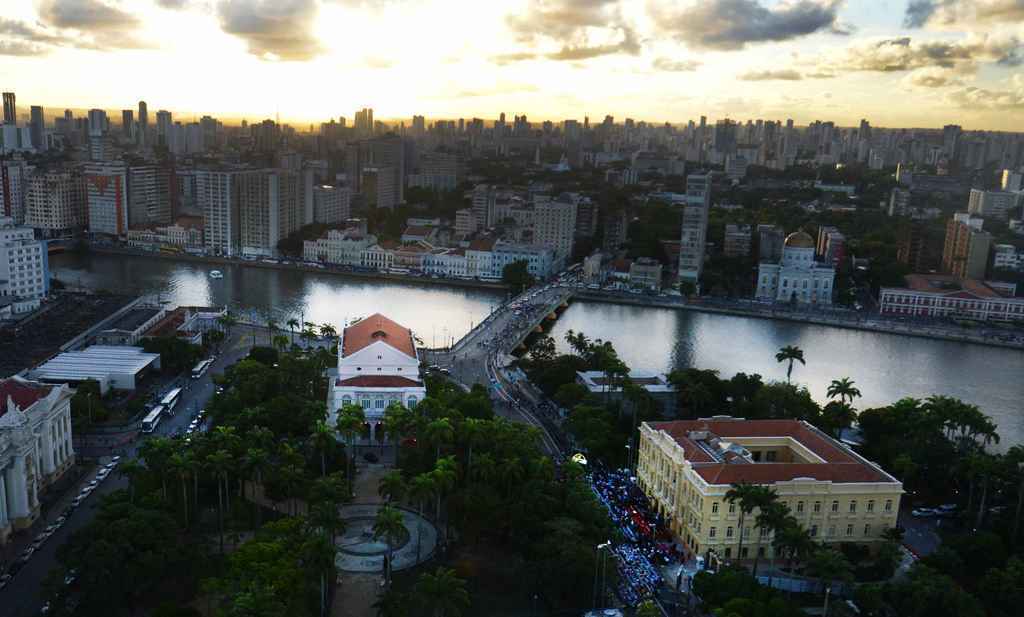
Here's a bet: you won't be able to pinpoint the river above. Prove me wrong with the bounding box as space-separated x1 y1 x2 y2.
51 252 1024 448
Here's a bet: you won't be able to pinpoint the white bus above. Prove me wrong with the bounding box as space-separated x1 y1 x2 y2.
191 359 214 379
141 406 164 433
160 388 183 415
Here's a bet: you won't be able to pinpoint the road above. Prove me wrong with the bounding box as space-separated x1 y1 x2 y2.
0 325 258 617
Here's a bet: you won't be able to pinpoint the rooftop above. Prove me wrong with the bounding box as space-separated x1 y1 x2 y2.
342 313 416 359
0 377 53 417
901 274 1006 298
647 417 898 486
336 375 423 388
104 307 162 334
31 345 161 383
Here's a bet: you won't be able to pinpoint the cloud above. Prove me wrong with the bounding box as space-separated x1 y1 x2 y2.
490 51 538 64
651 0 848 51
738 68 804 80
0 40 47 56
504 0 640 61
652 57 701 71
217 0 322 61
901 66 966 87
822 35 1022 74
157 0 191 8
454 84 541 98
945 76 1024 108
904 1 1024 28
36 0 149 48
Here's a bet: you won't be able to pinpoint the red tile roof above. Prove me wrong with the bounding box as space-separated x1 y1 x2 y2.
0 378 52 417
336 375 423 388
342 313 416 359
648 419 894 485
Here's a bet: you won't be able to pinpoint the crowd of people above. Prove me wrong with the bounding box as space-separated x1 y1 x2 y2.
589 466 679 607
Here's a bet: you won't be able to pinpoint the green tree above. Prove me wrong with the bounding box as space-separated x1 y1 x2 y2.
805 548 853 615
502 259 535 294
379 469 406 503
775 345 805 384
336 404 366 483
415 567 471 617
827 377 862 404
286 317 300 346
374 504 406 585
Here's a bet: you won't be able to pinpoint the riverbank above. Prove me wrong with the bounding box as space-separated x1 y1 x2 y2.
573 290 1024 351
82 245 510 292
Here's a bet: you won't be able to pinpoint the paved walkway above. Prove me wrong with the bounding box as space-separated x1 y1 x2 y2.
336 504 437 573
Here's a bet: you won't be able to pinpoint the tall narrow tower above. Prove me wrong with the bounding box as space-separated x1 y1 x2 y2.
138 100 148 146
2 92 16 125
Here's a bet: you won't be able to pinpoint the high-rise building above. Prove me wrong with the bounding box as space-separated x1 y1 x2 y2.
354 108 374 137
156 110 172 145
723 224 752 257
346 136 404 209
897 222 929 273
29 106 43 149
121 109 134 139
137 100 148 146
87 109 110 161
1 158 33 224
128 165 173 228
1001 169 1023 193
534 196 577 261
942 212 991 279
2 92 15 124
757 224 784 263
237 169 303 257
888 187 912 217
312 184 351 224
602 209 629 252
968 189 1017 222
0 216 48 303
197 169 242 256
678 173 711 287
84 162 129 236
25 169 86 235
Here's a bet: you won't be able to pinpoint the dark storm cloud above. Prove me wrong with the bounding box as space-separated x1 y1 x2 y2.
36 0 149 49
651 0 848 51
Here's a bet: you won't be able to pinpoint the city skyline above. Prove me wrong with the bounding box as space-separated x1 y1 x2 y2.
1 0 1023 130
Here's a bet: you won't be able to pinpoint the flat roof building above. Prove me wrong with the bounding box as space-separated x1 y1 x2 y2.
29 345 161 394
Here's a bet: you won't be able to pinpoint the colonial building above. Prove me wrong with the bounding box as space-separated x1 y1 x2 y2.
637 417 902 563
326 314 426 441
1 377 76 544
755 231 835 305
880 274 1024 322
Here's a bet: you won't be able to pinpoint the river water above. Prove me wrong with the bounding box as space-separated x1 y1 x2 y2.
51 252 1024 448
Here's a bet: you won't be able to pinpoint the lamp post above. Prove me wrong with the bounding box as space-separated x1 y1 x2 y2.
592 541 612 609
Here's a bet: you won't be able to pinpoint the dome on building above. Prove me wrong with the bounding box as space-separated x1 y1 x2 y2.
784 231 815 249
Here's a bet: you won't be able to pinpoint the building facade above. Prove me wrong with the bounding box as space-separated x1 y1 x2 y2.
678 174 711 287
968 189 1017 222
880 274 1024 322
755 231 834 305
25 169 86 235
637 418 902 562
534 196 577 260
237 170 303 257
723 224 752 257
942 213 991 280
0 216 48 310
326 314 426 441
197 169 242 256
1 377 76 544
84 162 129 236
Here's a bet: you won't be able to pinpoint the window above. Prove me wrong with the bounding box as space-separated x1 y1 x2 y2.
884 500 893 512
726 527 734 538
342 396 352 405
827 525 835 537
867 500 875 513
741 547 749 558
407 396 417 408
831 500 839 513
724 548 732 558
709 527 717 538
814 501 821 513
361 399 370 409
864 524 872 536
760 527 770 538
846 524 854 537
728 503 736 514
375 399 386 409
849 501 857 513
797 501 805 514
712 502 719 514
810 525 818 537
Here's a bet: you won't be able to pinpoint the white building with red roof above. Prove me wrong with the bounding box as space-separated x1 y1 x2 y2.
637 416 902 563
1 376 75 544
327 313 425 441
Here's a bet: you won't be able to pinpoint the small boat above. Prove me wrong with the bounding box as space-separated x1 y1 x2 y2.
209 270 223 279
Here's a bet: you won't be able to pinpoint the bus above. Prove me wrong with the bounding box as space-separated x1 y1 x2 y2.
191 359 214 379
141 406 164 434
160 387 183 415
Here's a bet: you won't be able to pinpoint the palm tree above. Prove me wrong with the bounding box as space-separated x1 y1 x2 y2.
336 404 366 483
169 452 192 525
286 317 300 346
382 404 412 466
311 420 335 477
373 505 406 585
138 436 173 501
725 482 760 563
206 449 233 554
242 447 269 525
272 334 289 352
774 519 814 573
117 457 145 503
821 401 857 438
424 418 455 461
266 319 278 346
431 456 457 525
775 345 805 384
319 323 337 339
460 418 486 480
746 486 780 576
216 311 237 340
755 501 790 586
379 470 406 504
826 377 861 405
407 473 435 563
415 567 470 617
805 548 853 616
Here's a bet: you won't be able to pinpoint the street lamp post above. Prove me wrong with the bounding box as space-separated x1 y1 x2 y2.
592 541 612 609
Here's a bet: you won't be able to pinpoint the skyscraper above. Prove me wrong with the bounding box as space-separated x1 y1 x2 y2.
137 100 148 146
29 106 43 149
121 109 134 139
678 174 711 289
942 213 991 279
156 110 172 145
2 92 15 125
84 162 130 236
534 196 578 261
128 165 173 228
197 168 242 256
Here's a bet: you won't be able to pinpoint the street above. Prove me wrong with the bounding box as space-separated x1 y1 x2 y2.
0 325 258 617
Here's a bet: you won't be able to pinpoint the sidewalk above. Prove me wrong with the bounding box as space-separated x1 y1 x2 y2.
331 464 388 617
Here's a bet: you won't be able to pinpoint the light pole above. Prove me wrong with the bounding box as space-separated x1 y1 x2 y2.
592 541 612 609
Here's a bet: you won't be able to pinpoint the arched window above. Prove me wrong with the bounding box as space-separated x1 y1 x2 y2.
407 396 418 409
342 396 352 405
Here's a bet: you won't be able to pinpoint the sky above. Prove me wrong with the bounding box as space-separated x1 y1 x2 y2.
1 0 1023 129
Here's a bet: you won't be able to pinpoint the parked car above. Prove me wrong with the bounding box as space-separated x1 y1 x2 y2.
17 546 35 563
911 507 936 517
